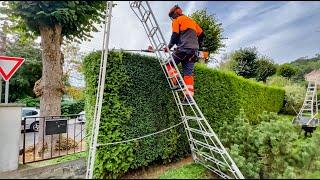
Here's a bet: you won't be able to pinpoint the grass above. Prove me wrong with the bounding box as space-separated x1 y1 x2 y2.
18 152 86 170
278 114 295 121
158 163 211 179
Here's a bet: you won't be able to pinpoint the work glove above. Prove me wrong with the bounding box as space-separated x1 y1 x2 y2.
147 45 154 52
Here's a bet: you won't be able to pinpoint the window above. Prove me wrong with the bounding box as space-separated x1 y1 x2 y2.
22 110 28 117
31 111 38 116
23 110 33 116
22 110 38 116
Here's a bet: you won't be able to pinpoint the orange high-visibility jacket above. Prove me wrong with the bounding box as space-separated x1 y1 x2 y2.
168 15 205 50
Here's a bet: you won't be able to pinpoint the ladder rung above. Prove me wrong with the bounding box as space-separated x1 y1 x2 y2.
168 73 181 79
148 27 158 37
190 138 224 154
171 86 186 92
161 59 172 66
156 43 165 51
179 102 196 106
130 1 141 8
182 116 204 121
193 148 228 168
142 11 151 22
187 127 214 137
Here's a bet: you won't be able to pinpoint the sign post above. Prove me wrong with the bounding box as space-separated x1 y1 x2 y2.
0 78 2 103
5 80 8 103
0 55 25 103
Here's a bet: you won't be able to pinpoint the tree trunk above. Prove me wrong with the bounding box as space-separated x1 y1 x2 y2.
36 24 64 156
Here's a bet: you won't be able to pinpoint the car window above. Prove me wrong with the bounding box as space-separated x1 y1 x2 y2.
22 110 28 116
31 111 38 116
24 110 33 116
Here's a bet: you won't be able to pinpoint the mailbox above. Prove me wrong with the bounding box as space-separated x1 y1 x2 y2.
45 119 67 135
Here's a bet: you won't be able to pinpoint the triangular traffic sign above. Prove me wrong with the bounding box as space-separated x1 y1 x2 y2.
0 55 25 81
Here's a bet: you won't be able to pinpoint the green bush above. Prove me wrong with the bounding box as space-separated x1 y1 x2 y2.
61 99 84 115
277 63 297 78
281 84 306 115
220 110 320 178
266 75 306 115
83 51 285 178
16 96 40 107
266 75 292 87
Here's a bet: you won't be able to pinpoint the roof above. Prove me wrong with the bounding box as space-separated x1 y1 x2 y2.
305 70 320 82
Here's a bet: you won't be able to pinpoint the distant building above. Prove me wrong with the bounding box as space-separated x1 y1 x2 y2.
305 70 320 84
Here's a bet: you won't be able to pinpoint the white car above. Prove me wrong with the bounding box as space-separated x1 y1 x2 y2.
76 111 86 124
21 107 40 132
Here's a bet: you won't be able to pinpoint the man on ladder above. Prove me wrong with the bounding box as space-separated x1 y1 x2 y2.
164 5 208 104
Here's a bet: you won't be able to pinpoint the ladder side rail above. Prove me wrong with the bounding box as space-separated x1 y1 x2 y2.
86 1 113 179
316 82 318 116
89 2 109 151
298 81 314 118
86 2 109 175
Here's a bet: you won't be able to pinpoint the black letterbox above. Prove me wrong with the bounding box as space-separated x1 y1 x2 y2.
45 119 67 135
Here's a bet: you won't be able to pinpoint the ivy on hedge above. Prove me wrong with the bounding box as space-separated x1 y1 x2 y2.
83 51 285 178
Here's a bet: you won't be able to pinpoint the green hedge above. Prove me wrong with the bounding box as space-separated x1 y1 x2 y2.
195 64 285 126
83 51 188 178
61 100 84 115
83 51 285 178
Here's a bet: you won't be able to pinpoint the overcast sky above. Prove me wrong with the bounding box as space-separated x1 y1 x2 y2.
80 1 320 66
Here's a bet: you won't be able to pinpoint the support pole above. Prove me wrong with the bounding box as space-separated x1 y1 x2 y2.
0 78 2 103
4 80 9 104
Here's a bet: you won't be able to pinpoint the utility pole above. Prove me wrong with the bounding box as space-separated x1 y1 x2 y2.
0 20 8 103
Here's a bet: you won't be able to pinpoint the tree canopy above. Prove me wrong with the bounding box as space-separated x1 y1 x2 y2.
231 47 258 78
190 9 225 63
1 1 106 42
255 56 276 82
277 63 297 79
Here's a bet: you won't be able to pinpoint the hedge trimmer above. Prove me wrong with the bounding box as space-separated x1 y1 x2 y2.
112 45 209 60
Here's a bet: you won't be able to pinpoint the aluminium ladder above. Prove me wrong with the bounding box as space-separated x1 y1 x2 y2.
86 1 244 179
129 2 243 179
293 80 319 127
86 1 113 179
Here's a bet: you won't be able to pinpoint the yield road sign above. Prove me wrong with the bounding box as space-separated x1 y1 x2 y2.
0 55 25 81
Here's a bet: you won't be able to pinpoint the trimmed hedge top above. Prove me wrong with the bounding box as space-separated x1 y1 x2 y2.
83 51 285 178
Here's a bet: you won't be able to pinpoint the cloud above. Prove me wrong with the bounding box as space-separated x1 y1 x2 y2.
79 1 320 66
223 2 265 28
79 1 208 56
80 1 178 53
221 1 320 63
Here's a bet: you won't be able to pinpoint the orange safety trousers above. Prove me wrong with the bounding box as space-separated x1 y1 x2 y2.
165 64 194 97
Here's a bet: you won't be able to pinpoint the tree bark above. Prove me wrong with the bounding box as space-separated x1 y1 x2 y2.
36 24 64 156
